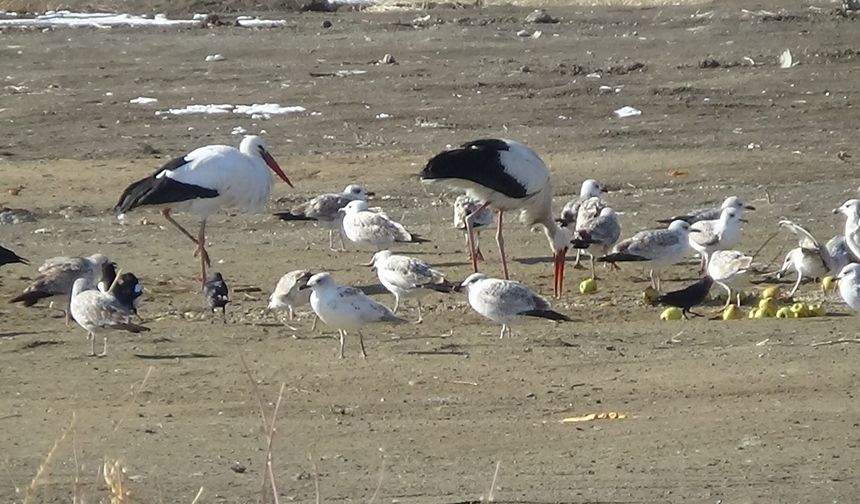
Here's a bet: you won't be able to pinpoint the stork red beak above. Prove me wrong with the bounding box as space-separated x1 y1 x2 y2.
262 151 294 188
553 247 567 299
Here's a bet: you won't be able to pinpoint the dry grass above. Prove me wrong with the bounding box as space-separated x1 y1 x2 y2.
22 413 76 504
103 460 130 504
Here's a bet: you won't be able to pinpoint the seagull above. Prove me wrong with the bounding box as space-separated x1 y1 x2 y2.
268 270 313 320
456 273 571 338
453 194 493 261
302 272 406 359
776 220 854 296
340 200 428 250
273 184 373 251
656 196 755 225
655 276 714 318
203 272 230 321
369 250 456 323
0 245 27 267
688 207 747 270
597 220 697 291
836 263 860 312
10 253 114 322
420 139 574 298
114 135 294 287
558 180 605 268
69 278 150 357
570 205 621 279
707 250 753 307
834 198 860 261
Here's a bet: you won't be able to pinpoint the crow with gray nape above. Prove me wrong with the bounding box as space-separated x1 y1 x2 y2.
204 272 230 321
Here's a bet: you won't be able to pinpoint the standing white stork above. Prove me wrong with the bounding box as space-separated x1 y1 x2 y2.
115 135 293 286
419 139 574 298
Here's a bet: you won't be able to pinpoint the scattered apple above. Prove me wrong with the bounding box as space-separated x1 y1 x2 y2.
579 278 597 294
776 307 792 318
660 307 683 320
722 305 743 320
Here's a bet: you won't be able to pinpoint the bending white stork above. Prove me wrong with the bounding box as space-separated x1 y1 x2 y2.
114 135 293 286
419 139 574 298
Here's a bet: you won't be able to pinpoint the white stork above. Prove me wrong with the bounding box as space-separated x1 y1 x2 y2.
419 139 575 298
115 135 293 286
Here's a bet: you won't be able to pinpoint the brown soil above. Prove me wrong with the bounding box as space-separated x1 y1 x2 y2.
1 1 860 503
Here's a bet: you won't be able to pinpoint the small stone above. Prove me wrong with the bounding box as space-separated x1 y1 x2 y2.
525 9 559 24
379 53 396 65
0 208 37 225
322 20 332 28
699 58 721 69
230 461 246 474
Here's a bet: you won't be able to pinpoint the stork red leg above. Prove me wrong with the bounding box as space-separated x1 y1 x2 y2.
465 202 492 273
496 210 509 280
196 220 210 287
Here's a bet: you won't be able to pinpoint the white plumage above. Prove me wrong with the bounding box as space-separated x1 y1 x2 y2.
837 263 860 312
453 194 493 261
304 272 405 358
268 270 313 320
689 207 746 269
70 278 149 357
707 250 753 307
834 199 860 261
370 250 453 322
340 200 424 249
274 184 372 251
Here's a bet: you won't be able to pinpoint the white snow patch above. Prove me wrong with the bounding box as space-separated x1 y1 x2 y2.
235 16 287 27
129 96 158 105
231 126 248 135
0 11 200 28
156 103 306 119
613 106 642 118
375 112 391 119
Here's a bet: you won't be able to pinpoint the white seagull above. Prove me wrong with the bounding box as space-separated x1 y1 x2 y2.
688 207 747 270
834 199 860 261
302 272 405 359
597 220 697 291
273 184 373 251
369 250 455 323
657 196 755 225
10 253 114 322
69 278 150 357
114 135 293 286
836 263 860 312
570 205 621 279
453 194 494 261
456 273 571 339
707 250 753 307
420 139 575 298
340 200 428 250
776 220 854 296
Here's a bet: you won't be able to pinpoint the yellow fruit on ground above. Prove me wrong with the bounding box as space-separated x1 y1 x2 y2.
822 276 837 293
790 302 808 318
808 303 826 317
758 297 777 313
722 305 743 320
761 286 780 300
776 306 792 318
754 308 770 319
579 278 597 294
660 307 683 320
748 308 760 319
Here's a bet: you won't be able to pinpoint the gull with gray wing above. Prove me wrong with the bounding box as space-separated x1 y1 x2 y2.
370 250 455 323
69 277 150 357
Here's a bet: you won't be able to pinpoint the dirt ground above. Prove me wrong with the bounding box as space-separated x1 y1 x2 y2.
1 1 860 502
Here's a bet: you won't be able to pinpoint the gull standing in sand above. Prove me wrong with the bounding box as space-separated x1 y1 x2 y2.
597 220 697 291
11 253 114 321
369 250 455 323
558 180 605 268
570 206 621 279
776 220 855 296
456 273 571 339
340 200 428 250
268 270 313 321
453 194 493 261
688 207 747 270
657 196 755 225
302 272 405 358
114 135 294 287
273 184 373 251
707 250 753 307
836 263 860 312
420 139 578 298
834 199 860 261
69 278 150 357
0 245 27 268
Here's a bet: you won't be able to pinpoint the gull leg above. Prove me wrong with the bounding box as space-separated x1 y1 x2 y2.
339 229 347 252
338 330 346 359
358 331 367 359
288 306 295 321
415 300 423 324
590 255 597 280
499 325 506 339
98 336 108 357
329 229 335 251
496 210 509 280
718 281 732 309
790 273 802 297
573 249 582 269
392 295 400 314
649 269 658 290
465 202 492 273
88 332 96 357
311 315 319 332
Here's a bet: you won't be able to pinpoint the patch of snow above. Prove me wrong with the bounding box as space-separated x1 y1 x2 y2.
156 103 305 119
236 16 287 28
0 11 200 28
205 54 225 62
613 106 642 118
129 96 158 105
231 126 248 135
376 112 391 119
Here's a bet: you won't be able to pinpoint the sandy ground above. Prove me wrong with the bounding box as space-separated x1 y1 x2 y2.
1 1 860 503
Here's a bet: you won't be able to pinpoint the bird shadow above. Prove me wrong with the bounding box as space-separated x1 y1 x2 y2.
0 330 55 339
133 352 217 360
432 260 472 268
353 283 389 296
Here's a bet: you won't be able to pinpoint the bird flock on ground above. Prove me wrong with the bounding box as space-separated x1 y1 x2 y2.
1 136 859 358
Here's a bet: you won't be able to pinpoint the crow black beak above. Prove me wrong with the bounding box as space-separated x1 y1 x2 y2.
299 284 311 291
453 283 463 293
744 205 756 210
366 191 376 197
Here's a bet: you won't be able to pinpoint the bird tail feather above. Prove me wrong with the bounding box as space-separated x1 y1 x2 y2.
522 309 572 322
597 252 649 263
10 291 52 307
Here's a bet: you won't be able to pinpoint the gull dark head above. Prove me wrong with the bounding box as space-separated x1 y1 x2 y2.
241 135 293 188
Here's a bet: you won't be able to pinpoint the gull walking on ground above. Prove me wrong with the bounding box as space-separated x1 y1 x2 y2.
597 220 697 291
834 199 860 261
302 272 405 358
456 273 571 339
570 205 621 279
836 263 860 312
453 194 493 261
273 184 373 251
657 196 755 225
558 180 605 268
369 250 455 323
707 250 753 307
69 278 150 357
689 207 747 270
340 200 428 250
